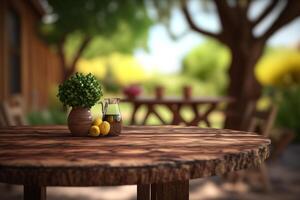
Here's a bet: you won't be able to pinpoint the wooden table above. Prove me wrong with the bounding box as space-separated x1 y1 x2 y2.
0 125 270 200
121 97 233 126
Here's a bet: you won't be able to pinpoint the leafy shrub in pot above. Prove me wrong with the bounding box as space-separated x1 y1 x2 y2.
57 73 103 136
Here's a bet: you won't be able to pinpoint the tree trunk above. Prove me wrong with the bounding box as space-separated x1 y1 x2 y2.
180 0 300 130
224 43 264 130
58 36 92 83
62 68 73 82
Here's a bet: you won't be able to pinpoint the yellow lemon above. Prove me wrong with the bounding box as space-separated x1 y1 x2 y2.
92 118 102 126
100 121 110 136
88 125 100 137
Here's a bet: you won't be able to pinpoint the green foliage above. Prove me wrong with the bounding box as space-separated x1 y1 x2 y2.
27 109 67 125
40 0 152 58
275 85 300 141
82 22 150 58
257 48 300 141
57 73 103 108
181 39 230 95
102 67 121 93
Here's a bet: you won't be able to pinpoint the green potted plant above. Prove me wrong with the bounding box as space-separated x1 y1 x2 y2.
57 73 103 136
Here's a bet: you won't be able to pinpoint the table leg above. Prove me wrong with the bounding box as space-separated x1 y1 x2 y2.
130 103 141 125
167 104 184 125
137 181 189 200
137 184 150 200
189 103 217 127
142 106 152 125
24 185 46 200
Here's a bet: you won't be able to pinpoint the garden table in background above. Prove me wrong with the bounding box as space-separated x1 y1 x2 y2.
121 96 234 126
0 125 270 200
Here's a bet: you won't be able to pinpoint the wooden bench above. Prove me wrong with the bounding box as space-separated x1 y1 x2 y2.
0 95 27 126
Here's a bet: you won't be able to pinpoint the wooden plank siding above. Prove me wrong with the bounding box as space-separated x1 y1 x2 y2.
0 0 4 100
0 0 62 110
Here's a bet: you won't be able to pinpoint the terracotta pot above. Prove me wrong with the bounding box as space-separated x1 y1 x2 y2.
68 107 92 136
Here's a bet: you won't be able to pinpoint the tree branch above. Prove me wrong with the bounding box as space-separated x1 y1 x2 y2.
237 0 251 17
181 0 222 40
235 0 252 29
165 22 189 40
152 0 188 40
57 33 68 81
243 0 251 13
212 0 239 44
252 0 279 27
58 33 67 70
69 35 92 76
260 0 300 42
213 0 236 27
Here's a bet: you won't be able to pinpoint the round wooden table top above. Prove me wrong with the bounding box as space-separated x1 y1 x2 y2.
0 125 270 186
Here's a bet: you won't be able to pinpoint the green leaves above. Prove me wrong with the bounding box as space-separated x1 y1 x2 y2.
182 39 230 95
57 73 103 108
42 0 152 54
275 85 300 141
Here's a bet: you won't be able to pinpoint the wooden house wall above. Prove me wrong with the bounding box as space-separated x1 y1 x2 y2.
0 0 62 110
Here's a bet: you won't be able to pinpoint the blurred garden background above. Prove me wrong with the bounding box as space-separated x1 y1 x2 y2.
21 0 300 135
1 0 300 199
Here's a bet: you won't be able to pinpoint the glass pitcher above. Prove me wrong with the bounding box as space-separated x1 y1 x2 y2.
101 98 122 136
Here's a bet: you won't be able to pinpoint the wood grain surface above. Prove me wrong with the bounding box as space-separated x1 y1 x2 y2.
0 125 270 186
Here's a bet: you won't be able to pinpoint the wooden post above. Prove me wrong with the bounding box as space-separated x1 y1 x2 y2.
137 181 189 200
24 185 46 200
151 181 189 200
137 184 150 200
183 86 192 99
155 86 164 99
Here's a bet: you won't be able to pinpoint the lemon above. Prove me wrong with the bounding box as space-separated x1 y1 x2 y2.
88 125 100 137
100 121 110 136
92 118 102 126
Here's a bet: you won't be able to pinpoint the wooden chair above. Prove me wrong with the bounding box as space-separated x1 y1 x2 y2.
240 101 277 192
270 127 295 160
0 95 27 191
241 101 277 138
0 95 27 126
223 101 275 191
0 95 27 192
228 100 294 192
241 101 295 160
0 107 7 127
